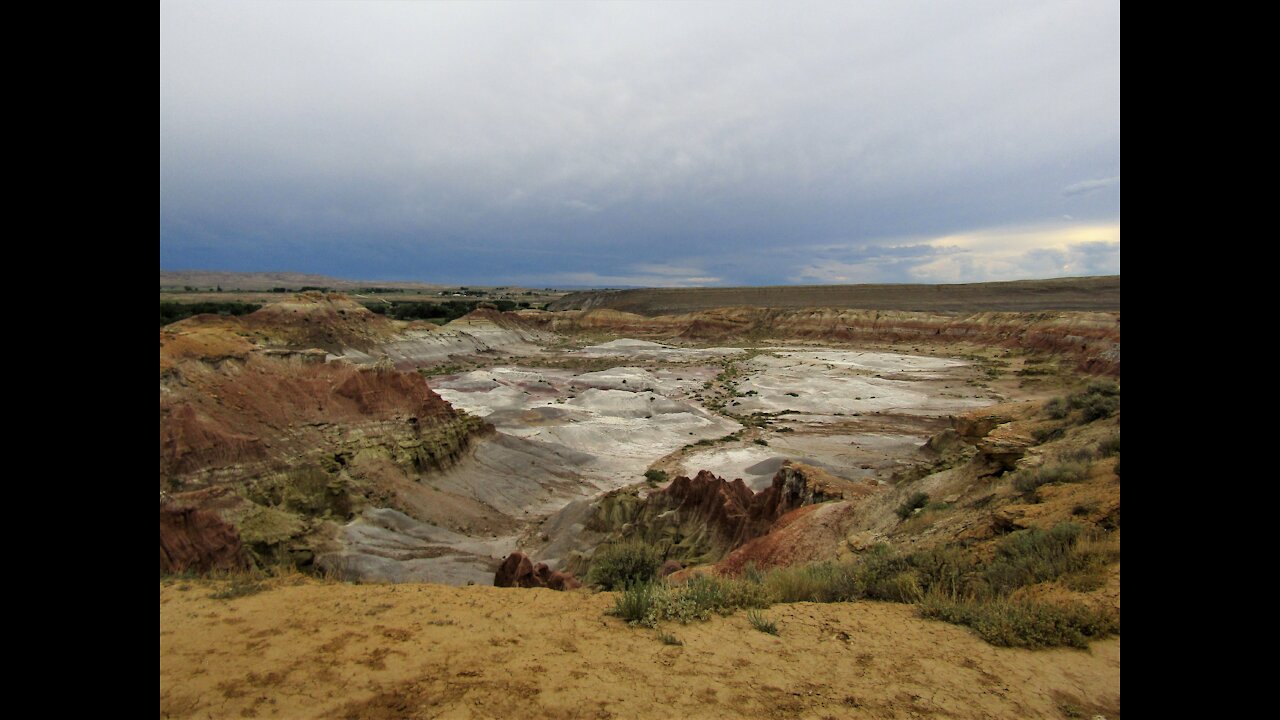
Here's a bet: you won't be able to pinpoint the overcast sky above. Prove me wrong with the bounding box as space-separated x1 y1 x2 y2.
160 1 1119 287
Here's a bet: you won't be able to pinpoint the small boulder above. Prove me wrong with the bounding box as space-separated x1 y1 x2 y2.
495 552 535 588
546 571 582 591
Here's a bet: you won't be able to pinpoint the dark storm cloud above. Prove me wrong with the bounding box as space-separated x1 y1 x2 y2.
160 0 1120 286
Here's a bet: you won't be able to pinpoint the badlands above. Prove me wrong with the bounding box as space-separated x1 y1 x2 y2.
161 280 1120 719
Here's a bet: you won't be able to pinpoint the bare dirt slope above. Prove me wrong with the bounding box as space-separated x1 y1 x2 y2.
160 578 1120 720
549 276 1120 315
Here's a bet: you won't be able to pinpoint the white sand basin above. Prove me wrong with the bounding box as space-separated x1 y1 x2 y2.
434 366 739 491
729 351 989 418
580 338 744 361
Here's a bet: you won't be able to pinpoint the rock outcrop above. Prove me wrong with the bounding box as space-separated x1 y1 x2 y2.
494 552 582 590
578 462 873 570
160 297 496 573
160 499 250 574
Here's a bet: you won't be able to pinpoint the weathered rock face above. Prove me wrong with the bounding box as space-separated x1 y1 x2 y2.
948 403 1041 470
160 501 250 574
493 552 581 590
160 347 484 484
160 297 495 572
579 463 873 570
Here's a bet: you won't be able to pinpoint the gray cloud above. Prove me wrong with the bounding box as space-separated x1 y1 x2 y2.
160 1 1120 285
1063 176 1121 197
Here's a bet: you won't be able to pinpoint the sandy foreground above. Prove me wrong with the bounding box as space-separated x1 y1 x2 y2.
160 578 1119 719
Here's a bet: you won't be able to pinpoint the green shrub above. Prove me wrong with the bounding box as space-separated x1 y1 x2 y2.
1098 434 1121 456
1011 461 1088 495
612 575 772 628
160 301 262 326
1044 397 1070 419
983 523 1091 594
907 547 974 600
895 492 930 520
919 594 1119 649
764 561 860 603
747 609 778 635
609 582 660 623
643 469 668 484
588 541 663 590
1068 381 1120 422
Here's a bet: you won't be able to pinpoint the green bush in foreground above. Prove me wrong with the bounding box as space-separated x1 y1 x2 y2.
604 526 1119 648
982 523 1114 595
588 541 664 590
609 575 771 628
918 594 1119 649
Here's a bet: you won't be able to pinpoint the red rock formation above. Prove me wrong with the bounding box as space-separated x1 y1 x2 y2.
160 500 250 574
493 552 581 590
718 503 860 575
546 571 582 591
592 462 875 568
495 552 536 587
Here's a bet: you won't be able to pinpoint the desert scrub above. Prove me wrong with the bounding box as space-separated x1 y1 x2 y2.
609 582 660 623
918 594 1119 649
1011 461 1088 495
643 469 668 484
895 491 930 520
588 541 664 590
609 575 772 628
1043 396 1070 419
747 609 778 635
1069 380 1120 422
764 561 861 603
1098 433 1121 456
656 631 683 646
981 523 1114 595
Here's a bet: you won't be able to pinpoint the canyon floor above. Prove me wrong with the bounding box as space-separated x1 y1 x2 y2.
160 576 1120 720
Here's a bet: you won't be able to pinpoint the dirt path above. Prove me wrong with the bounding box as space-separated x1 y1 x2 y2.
160 578 1119 719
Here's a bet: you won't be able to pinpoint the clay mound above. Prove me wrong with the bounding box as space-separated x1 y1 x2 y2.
718 502 860 575
160 355 482 481
160 499 250 574
160 307 485 484
240 292 397 351
159 321 256 374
